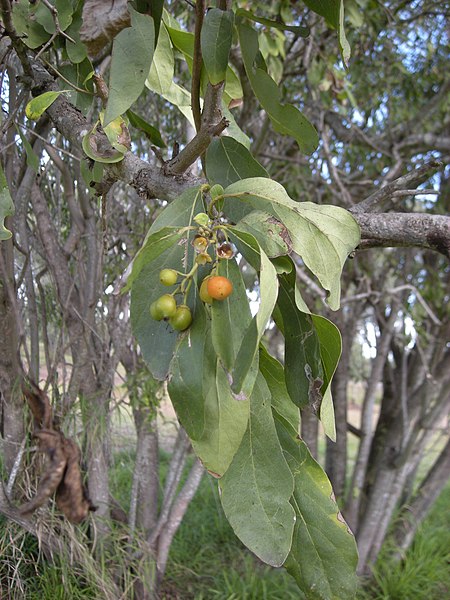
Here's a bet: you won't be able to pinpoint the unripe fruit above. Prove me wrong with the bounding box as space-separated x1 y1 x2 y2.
150 300 165 321
153 294 177 318
199 277 213 304
159 268 178 286
169 305 192 331
207 276 233 300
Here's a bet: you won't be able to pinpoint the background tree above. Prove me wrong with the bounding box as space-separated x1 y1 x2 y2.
1 0 449 598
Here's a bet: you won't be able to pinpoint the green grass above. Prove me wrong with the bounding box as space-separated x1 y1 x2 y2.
358 485 450 600
2 450 448 599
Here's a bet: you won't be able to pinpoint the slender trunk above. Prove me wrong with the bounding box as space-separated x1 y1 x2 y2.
0 236 24 476
131 406 159 535
345 308 398 530
325 308 360 499
156 459 204 586
391 436 450 559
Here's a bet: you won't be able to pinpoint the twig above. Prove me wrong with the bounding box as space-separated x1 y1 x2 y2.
41 58 94 95
0 0 34 80
352 160 443 213
35 0 76 61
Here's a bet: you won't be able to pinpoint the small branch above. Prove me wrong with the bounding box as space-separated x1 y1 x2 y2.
0 0 34 79
191 0 205 132
164 113 228 175
352 160 443 213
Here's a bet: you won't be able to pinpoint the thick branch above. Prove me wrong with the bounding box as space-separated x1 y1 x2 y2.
352 212 450 258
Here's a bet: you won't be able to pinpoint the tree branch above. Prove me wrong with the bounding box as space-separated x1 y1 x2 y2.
352 160 443 213
352 212 450 258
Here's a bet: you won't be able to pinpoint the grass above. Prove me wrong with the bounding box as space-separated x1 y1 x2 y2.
1 450 449 599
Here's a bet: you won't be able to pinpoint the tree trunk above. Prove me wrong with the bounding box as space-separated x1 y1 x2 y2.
391 436 450 559
0 235 24 476
345 307 398 531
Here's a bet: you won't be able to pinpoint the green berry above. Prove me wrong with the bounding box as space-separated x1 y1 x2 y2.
169 305 192 331
153 294 177 319
159 268 178 286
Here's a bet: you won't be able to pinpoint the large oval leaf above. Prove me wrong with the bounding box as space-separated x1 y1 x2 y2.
104 8 155 126
223 177 360 310
220 374 295 567
201 8 234 84
276 418 358 599
205 136 268 188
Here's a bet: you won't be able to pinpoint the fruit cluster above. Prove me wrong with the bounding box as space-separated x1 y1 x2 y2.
149 212 235 332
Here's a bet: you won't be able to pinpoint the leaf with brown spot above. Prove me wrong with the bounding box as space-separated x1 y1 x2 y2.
56 438 94 523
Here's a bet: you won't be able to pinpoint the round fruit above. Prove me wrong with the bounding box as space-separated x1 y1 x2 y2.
150 300 164 321
153 294 177 318
207 276 233 300
159 268 178 286
169 305 192 331
199 277 213 304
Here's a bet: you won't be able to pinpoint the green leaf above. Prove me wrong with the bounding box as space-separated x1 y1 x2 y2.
201 8 234 85
0 163 15 241
220 373 295 567
227 229 278 394
170 313 250 476
311 315 342 440
130 187 206 379
302 0 351 66
35 0 73 34
235 210 292 258
12 0 50 49
223 178 360 310
167 25 242 103
147 23 174 95
122 227 186 294
25 91 66 121
210 259 253 393
276 420 358 599
238 22 318 154
65 7 88 64
168 301 209 440
259 345 300 433
104 8 155 126
276 271 324 411
126 110 165 147
236 8 309 37
58 58 94 116
205 137 268 187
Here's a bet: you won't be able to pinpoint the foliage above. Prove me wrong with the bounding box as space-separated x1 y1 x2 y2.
1 0 450 599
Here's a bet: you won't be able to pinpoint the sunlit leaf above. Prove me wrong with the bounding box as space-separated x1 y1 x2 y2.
104 8 155 126
25 91 66 121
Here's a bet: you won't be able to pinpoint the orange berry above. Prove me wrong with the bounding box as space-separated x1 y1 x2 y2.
207 276 233 301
